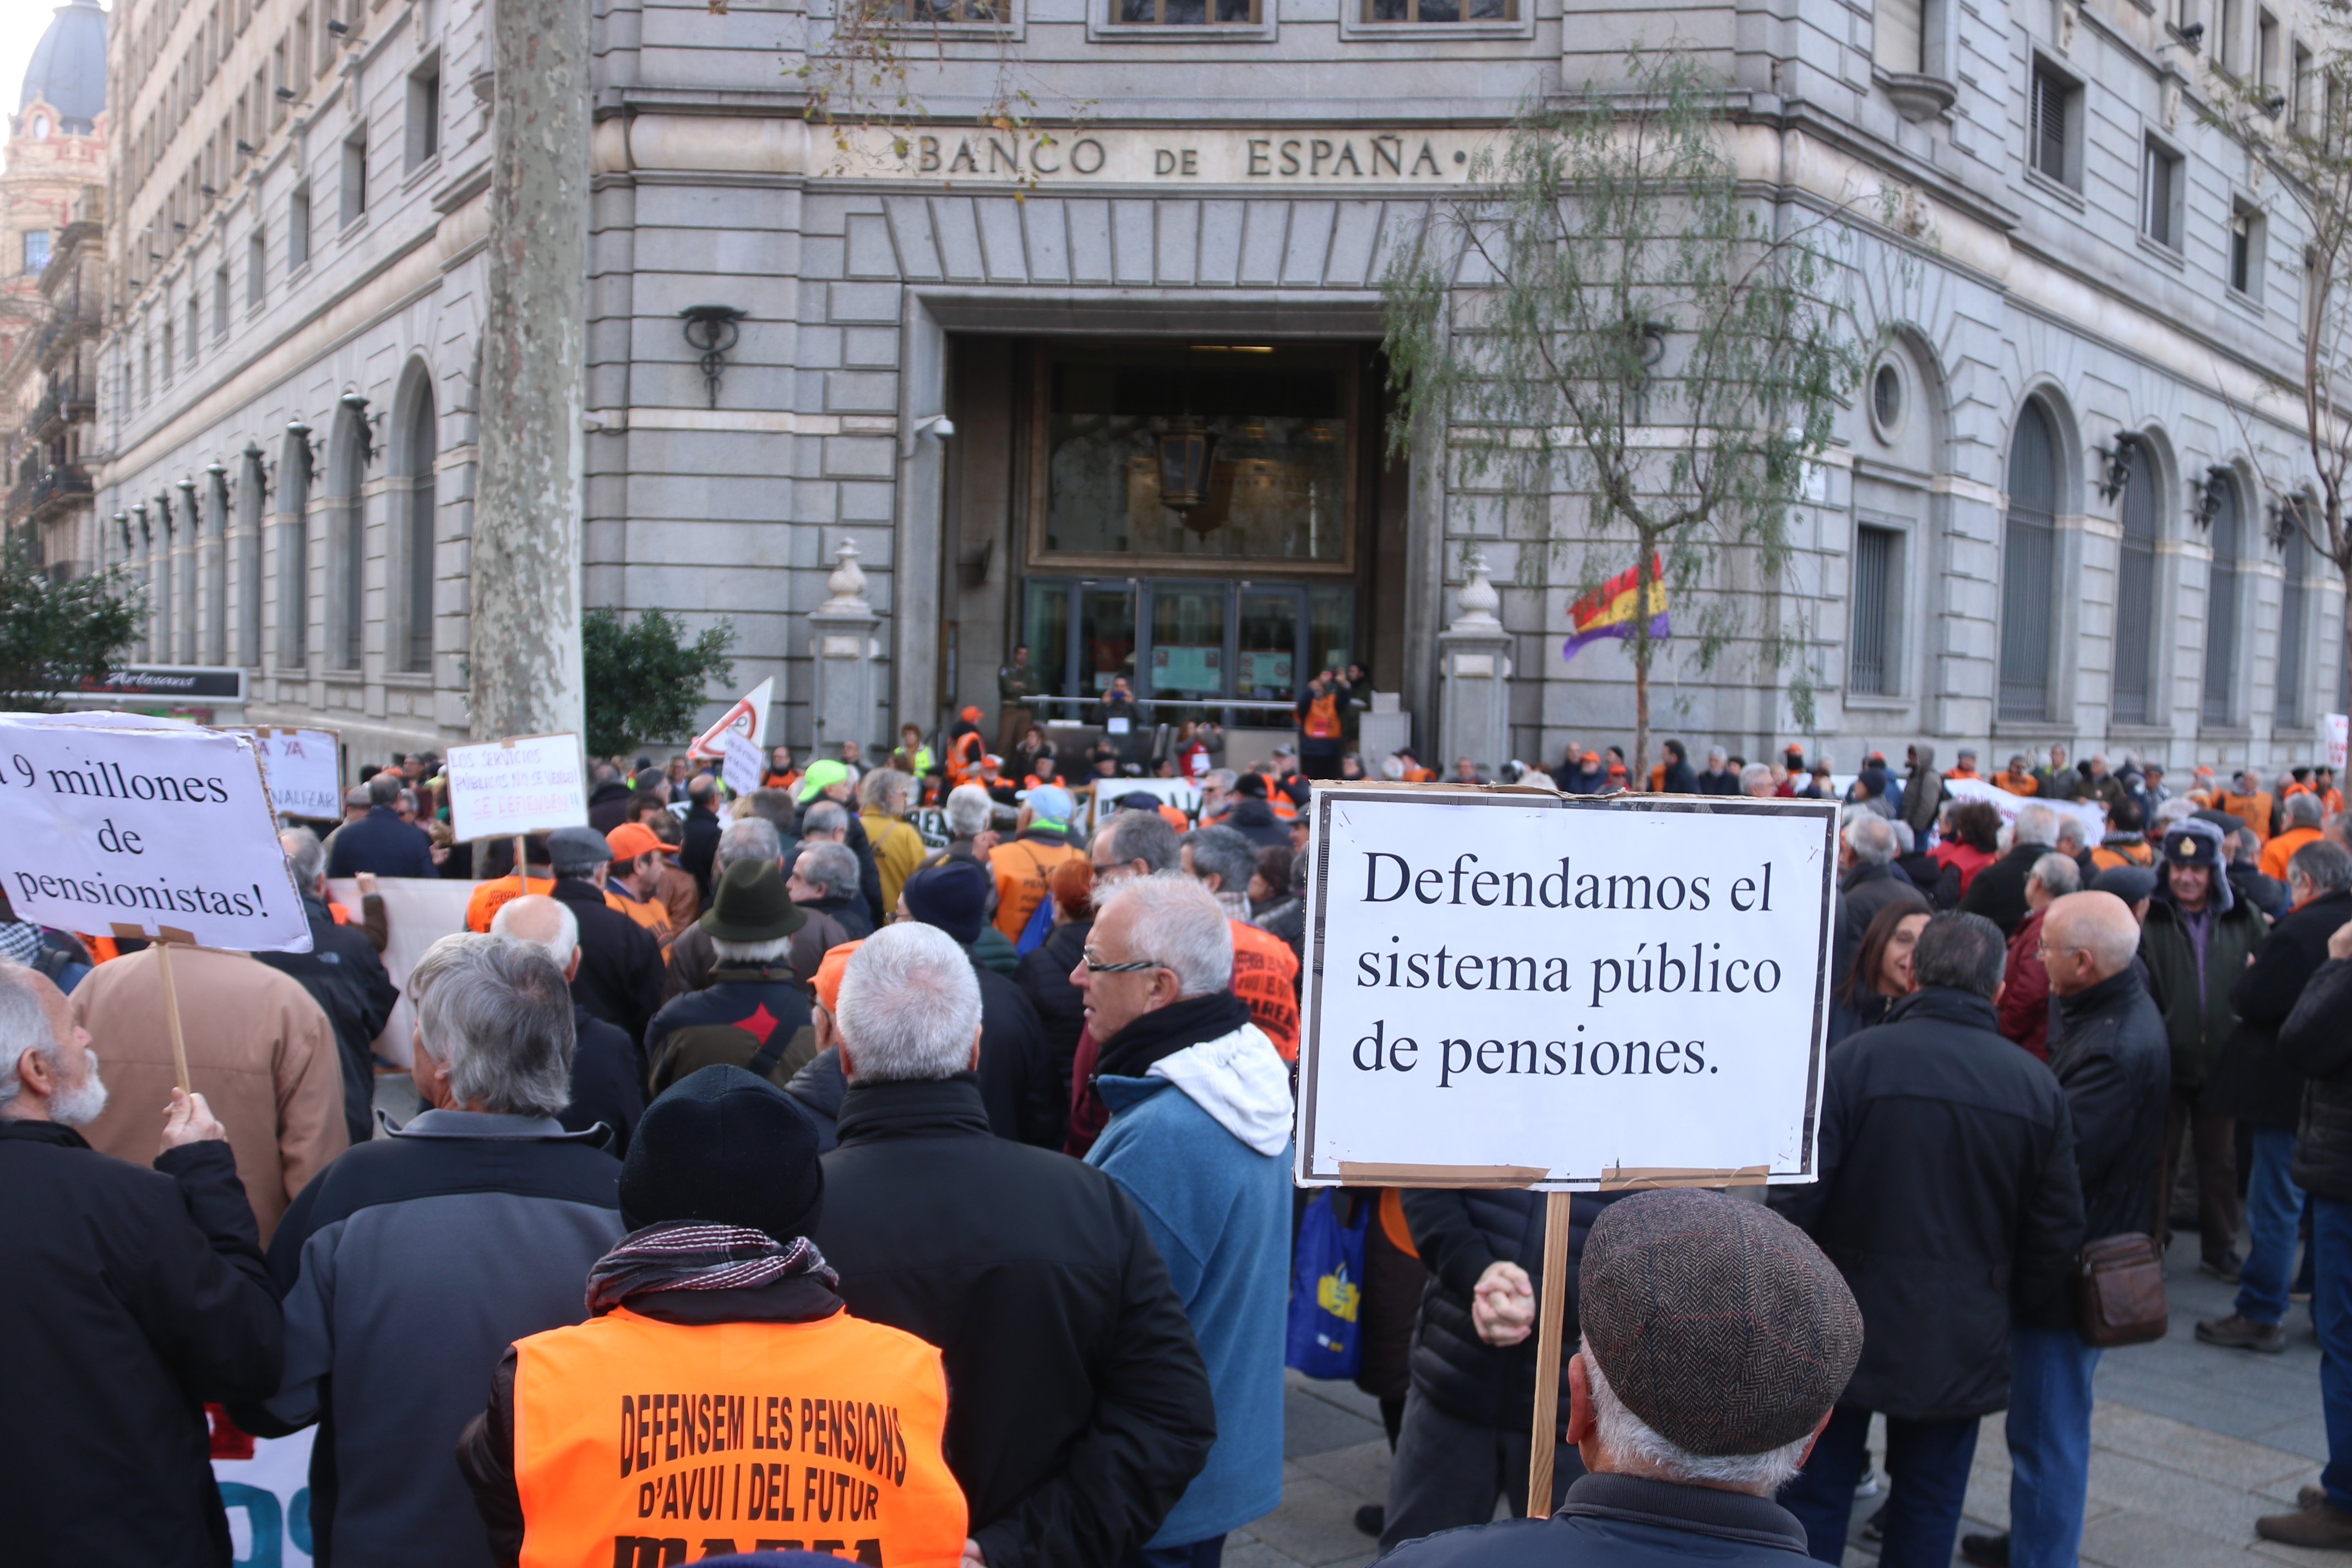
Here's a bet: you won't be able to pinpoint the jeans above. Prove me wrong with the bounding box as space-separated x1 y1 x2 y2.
1379 1388 1583 1552
1121 1537 1224 1568
2006 1324 2103 1568
1779 1404 1980 1566
2315 1196 2352 1510
2238 1127 2308 1325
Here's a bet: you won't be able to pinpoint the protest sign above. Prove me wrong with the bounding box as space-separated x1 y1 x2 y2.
689 677 774 760
230 726 342 819
1080 776 1201 830
445 733 589 843
722 731 763 799
0 712 311 954
1945 776 2105 846
327 876 476 1068
1294 786 1838 1189
2324 714 2349 771
211 1415 313 1567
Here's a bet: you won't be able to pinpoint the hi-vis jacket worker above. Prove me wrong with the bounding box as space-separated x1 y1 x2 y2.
461 1066 970 1568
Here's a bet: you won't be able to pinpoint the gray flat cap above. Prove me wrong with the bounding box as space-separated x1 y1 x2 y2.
545 824 612 864
1580 1189 1861 1456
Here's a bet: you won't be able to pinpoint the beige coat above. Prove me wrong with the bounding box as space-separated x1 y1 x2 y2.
75 945 349 1244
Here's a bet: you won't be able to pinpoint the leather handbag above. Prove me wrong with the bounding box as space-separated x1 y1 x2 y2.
2075 1232 2169 1347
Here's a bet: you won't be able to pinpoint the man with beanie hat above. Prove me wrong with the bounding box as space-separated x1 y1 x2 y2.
814 924 1216 1568
901 859 1063 1147
1379 1190 1861 1567
459 1065 971 1568
990 784 1083 942
643 859 819 1097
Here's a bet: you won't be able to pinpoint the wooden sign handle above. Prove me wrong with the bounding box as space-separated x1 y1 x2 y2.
153 938 193 1098
514 834 527 892
1526 1188 1575 1517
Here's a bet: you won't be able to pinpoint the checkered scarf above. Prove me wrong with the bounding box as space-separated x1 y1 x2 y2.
584 1221 836 1316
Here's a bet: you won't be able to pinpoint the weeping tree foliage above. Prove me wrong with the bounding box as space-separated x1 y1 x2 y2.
1381 51 1866 776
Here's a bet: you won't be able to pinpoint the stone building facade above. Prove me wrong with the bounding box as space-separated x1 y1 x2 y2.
91 0 2350 775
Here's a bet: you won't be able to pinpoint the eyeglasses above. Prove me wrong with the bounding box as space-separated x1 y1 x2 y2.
1081 948 1166 974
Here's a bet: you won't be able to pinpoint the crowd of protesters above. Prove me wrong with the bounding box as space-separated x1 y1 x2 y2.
19 684 2352 1568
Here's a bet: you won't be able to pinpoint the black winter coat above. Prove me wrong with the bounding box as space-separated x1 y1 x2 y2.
2040 969 2170 1283
2213 890 2352 1129
814 1076 1217 1568
1959 841 2052 937
2280 957 2352 1200
784 1044 848 1149
1402 1186 1620 1430
1018 917 1092 1095
641 965 818 1097
548 877 667 1053
324 805 438 879
2231 862 2292 921
973 958 1066 1148
1376 1474 1814 1568
1775 988 2083 1419
558 1004 646 1154
680 802 723 901
0 1125 283 1568
257 894 400 1148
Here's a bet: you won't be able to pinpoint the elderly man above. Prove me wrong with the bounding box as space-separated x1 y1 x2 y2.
671 816 850 992
1076 874 1293 1565
260 826 400 1148
326 771 440 878
643 859 816 1097
1182 823 1302 1061
992 783 1085 941
797 763 889 924
1778 914 2083 1566
1380 1191 1861 1568
814 923 1216 1568
491 896 646 1153
2264 790 2329 880
791 836 876 939
679 771 725 900
1994 753 2041 797
2143 817 2269 1276
241 934 624 1568
75 938 344 1245
1833 813 1929 990
1999 852 2081 1061
1740 761 1778 798
1961 802 2065 936
543 824 667 1049
3 963 285 1568
1695 745 1739 794
1964 892 2170 1568
861 766 928 910
898 858 1063 1146
2202 839 2352 1353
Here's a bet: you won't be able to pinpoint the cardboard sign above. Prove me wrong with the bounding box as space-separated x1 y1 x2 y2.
231 726 342 819
446 733 589 843
689 677 774 760
0 712 311 951
722 731 763 799
1294 786 1838 1189
2323 714 2349 771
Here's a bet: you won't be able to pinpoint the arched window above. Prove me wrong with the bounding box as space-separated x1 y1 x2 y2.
2203 475 2242 726
330 413 367 669
2112 439 2159 725
153 493 175 665
2000 402 2060 720
239 448 265 667
401 378 437 673
280 432 311 669
2279 500 2310 726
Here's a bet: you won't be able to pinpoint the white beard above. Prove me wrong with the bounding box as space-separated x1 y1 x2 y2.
49 1050 108 1128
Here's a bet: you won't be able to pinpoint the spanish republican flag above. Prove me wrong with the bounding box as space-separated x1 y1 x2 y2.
1562 554 1670 662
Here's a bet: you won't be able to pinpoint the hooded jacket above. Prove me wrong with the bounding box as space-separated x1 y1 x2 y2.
1898 745 1948 841
1086 997 1293 1548
2141 862 2268 1088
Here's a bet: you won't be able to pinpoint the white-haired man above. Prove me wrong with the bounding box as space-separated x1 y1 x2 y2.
2 961 285 1566
1962 801 2065 937
1074 874 1294 1567
814 922 1217 1568
492 895 647 1153
235 934 624 1568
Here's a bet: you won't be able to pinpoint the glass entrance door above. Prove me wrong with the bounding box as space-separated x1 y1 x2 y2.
1237 588 1300 701
1148 583 1226 701
1025 576 1354 728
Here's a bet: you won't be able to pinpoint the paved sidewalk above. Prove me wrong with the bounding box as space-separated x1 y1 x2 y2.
1239 1233 2333 1568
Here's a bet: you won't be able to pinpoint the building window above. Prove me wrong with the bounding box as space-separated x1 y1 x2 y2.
1115 0 1259 20
2113 440 2159 725
2000 400 2060 720
247 231 265 308
2258 9 2280 87
2295 44 2315 131
289 184 311 269
2030 63 2077 188
406 61 440 172
1875 0 1923 74
2279 501 2309 725
213 266 230 339
1849 524 1902 696
341 132 368 227
280 434 309 669
23 230 51 274
2142 138 2184 250
874 0 999 15
2219 0 2242 72
404 380 437 672
2203 475 2241 725
2230 205 2264 297
1362 0 1513 18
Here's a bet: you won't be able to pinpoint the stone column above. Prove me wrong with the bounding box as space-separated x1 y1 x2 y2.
1437 551 1513 775
469 0 588 740
809 540 884 754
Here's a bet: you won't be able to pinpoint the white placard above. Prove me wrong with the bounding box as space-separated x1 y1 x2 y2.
2323 714 2349 771
723 731 763 799
1944 776 2106 847
0 712 312 951
213 1422 314 1567
690 677 775 760
1295 787 1838 1189
230 726 343 819
445 732 589 843
325 876 477 1069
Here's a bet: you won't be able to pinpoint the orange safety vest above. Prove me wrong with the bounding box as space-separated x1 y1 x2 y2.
988 839 1079 941
511 1305 967 1568
1230 919 1300 1061
945 733 986 787
1302 693 1340 741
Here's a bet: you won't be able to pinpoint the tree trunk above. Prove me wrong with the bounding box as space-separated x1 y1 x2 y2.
1630 544 1654 786
470 0 589 741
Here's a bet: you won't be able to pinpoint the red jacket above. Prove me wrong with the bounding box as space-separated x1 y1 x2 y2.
1999 906 2054 1061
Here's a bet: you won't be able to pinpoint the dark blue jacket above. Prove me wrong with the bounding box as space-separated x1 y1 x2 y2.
1379 1473 1812 1566
324 805 439 879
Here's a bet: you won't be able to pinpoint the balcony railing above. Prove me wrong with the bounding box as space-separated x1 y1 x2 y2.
3 466 94 525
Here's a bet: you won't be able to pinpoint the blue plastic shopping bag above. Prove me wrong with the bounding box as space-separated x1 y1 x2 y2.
1286 1189 1368 1379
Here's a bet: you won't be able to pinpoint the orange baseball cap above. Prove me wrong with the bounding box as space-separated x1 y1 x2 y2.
961 705 983 722
606 823 666 862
